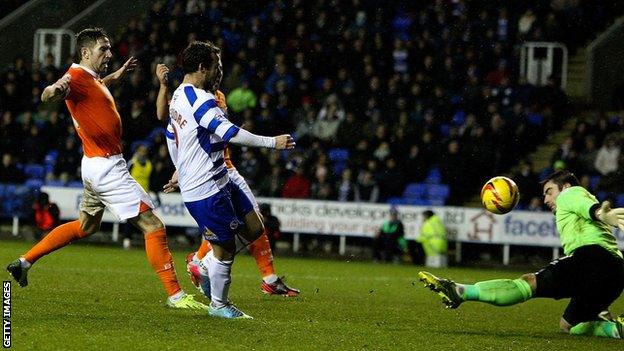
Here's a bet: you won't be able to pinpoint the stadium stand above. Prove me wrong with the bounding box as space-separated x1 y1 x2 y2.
0 0 623 209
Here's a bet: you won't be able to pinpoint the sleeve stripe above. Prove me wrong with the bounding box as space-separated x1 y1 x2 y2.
212 158 224 169
211 168 228 181
184 86 198 106
222 125 240 142
165 129 175 140
196 127 212 154
193 99 218 124
210 142 224 152
207 118 222 133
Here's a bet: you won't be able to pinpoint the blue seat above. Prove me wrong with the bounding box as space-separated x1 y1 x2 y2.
333 162 347 176
8 186 33 218
617 194 624 207
589 176 601 191
25 178 44 191
1 198 14 217
596 191 608 201
148 127 167 141
45 179 66 187
44 150 59 166
451 110 466 126
425 168 441 184
402 183 427 199
24 164 45 180
328 148 349 162
427 184 450 200
3 184 17 196
527 113 544 126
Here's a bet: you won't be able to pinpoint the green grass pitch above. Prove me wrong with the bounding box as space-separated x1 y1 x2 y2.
2 240 623 350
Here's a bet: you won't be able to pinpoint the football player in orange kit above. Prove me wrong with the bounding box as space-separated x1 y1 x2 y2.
6 28 207 310
155 63 299 297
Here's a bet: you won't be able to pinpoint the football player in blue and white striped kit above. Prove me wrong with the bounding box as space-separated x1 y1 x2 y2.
167 41 295 319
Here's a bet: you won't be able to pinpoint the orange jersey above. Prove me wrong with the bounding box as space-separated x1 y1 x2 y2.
215 90 235 169
64 64 122 158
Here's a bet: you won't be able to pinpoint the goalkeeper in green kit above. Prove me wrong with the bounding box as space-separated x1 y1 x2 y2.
419 170 624 338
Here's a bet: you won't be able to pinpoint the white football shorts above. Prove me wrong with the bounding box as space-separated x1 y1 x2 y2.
80 154 154 220
227 168 259 212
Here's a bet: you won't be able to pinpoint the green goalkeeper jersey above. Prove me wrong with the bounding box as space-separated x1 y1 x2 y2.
555 186 622 258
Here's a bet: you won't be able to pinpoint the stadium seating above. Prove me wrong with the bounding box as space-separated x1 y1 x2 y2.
24 178 43 191
402 183 427 200
617 194 624 207
45 179 66 187
425 168 442 184
23 164 45 180
0 185 34 218
426 184 450 201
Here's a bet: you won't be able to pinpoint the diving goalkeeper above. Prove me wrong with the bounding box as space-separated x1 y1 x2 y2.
419 170 624 339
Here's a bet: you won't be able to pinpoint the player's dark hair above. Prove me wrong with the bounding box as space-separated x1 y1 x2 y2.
541 170 580 189
181 41 220 74
76 28 108 58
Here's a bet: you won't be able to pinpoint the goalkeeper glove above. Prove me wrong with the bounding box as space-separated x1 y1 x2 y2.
596 201 624 231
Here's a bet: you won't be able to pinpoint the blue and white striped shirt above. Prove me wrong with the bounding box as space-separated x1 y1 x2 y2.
167 84 240 201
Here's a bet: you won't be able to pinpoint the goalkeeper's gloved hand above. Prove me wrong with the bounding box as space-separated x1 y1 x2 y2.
596 201 624 231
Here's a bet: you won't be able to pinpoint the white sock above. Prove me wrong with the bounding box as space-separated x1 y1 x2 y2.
207 250 233 308
19 257 31 269
167 290 186 302
263 274 278 284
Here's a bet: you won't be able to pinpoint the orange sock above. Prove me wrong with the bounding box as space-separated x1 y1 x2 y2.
248 230 275 278
144 229 181 296
23 220 88 264
196 239 212 260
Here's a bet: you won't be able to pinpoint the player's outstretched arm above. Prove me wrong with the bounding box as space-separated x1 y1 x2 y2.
229 129 296 150
102 57 137 87
41 74 70 102
155 64 170 121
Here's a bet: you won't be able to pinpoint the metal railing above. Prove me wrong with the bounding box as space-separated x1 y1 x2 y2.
33 29 75 68
520 42 568 89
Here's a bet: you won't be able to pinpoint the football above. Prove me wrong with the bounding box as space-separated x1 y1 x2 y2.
480 176 520 214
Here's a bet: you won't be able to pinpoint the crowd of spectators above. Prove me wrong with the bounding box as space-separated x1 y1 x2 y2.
537 114 624 208
0 0 620 206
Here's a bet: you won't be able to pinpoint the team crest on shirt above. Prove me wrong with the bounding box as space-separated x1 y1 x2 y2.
229 220 239 230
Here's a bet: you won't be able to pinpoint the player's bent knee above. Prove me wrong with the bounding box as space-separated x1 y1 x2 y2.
131 209 165 234
212 241 235 261
520 273 537 293
243 211 264 240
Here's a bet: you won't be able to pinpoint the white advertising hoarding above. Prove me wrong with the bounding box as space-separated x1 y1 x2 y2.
42 186 624 249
